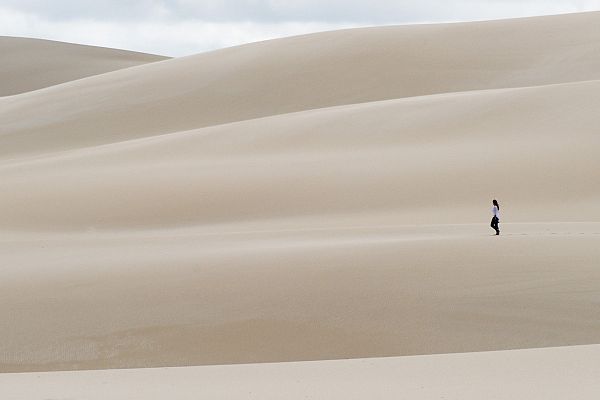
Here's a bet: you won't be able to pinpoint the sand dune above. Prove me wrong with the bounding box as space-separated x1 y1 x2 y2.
3 345 600 399
0 79 598 231
2 12 600 157
0 37 168 97
2 223 600 372
1 10 600 387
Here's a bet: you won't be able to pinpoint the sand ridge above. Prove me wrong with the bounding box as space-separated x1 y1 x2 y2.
2 12 600 157
2 345 600 400
0 37 168 96
1 11 599 379
0 80 598 230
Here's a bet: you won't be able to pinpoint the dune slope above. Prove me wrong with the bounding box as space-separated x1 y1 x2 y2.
1 223 600 372
0 80 598 230
1 12 600 374
0 37 168 96
2 12 600 157
2 345 600 400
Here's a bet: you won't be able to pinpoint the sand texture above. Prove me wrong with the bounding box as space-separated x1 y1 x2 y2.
2 345 600 400
0 37 168 96
1 10 599 396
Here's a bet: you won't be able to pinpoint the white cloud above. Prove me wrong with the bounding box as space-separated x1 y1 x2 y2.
4 0 597 23
1 1 600 56
0 6 362 56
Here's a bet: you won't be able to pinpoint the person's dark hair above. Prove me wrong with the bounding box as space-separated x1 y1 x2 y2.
493 199 500 210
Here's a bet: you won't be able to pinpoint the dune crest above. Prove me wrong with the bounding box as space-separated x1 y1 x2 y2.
2 12 600 158
0 79 599 231
0 37 168 97
3 345 600 399
1 12 600 376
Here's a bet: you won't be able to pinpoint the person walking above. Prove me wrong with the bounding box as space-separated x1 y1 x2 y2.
491 199 500 235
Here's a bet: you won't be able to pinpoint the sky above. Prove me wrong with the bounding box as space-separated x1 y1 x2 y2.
1 1 599 56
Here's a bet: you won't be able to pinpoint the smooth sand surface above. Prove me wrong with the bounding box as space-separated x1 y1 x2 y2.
1 11 599 397
1 79 598 231
1 223 600 372
2 12 600 157
0 37 168 97
2 345 600 399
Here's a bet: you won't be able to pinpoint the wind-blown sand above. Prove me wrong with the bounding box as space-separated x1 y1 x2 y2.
1 11 599 397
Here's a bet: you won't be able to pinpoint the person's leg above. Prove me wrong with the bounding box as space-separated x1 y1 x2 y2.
491 217 499 235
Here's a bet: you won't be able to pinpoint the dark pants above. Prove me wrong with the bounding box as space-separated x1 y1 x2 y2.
491 216 500 235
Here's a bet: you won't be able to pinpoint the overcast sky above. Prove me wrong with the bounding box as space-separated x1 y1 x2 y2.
1 1 599 56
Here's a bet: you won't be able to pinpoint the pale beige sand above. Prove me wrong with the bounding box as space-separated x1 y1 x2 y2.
0 37 168 97
0 79 598 231
2 345 600 399
1 12 600 376
1 223 599 372
2 12 600 157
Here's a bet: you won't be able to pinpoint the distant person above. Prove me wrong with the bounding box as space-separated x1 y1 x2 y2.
491 199 500 235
